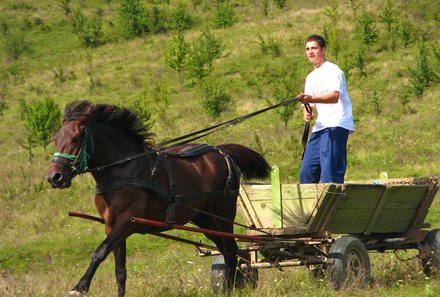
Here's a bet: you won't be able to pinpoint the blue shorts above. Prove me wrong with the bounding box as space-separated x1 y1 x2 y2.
299 127 349 184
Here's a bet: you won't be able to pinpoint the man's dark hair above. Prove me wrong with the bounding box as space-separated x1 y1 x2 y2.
306 35 326 48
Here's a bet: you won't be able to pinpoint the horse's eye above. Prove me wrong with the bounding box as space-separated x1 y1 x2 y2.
72 137 82 146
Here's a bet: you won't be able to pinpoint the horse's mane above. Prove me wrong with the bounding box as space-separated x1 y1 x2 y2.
64 100 154 144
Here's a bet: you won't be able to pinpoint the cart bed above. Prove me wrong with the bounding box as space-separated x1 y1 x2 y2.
239 168 438 237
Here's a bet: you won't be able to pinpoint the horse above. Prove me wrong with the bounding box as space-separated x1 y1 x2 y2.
46 100 270 297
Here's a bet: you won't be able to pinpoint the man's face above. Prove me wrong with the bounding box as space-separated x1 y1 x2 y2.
305 41 326 67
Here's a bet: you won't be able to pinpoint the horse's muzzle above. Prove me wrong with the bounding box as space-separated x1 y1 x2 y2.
47 171 72 189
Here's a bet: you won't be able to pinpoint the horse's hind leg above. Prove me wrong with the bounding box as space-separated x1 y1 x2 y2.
192 215 240 291
114 240 127 297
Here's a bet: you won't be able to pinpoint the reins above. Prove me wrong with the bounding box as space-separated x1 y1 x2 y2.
158 96 301 149
301 103 312 160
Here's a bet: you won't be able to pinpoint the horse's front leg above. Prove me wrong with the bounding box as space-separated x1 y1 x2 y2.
114 240 127 297
68 230 127 297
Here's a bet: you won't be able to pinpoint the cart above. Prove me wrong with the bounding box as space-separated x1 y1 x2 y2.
69 167 439 290
211 166 439 289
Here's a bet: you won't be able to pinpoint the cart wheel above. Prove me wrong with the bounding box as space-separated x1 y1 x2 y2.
211 255 226 293
237 258 258 289
326 236 370 289
422 229 440 277
308 264 325 279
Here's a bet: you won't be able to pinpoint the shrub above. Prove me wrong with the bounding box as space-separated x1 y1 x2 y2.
270 77 298 127
119 0 150 38
21 98 61 155
1 30 30 60
257 34 281 57
127 98 155 132
59 0 72 16
408 43 438 98
164 33 190 87
169 3 193 32
399 19 413 48
188 30 224 80
199 79 233 118
212 1 237 29
273 0 286 9
71 10 105 48
356 11 378 46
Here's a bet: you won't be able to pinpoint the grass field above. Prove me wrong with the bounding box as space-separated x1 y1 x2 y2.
0 0 439 296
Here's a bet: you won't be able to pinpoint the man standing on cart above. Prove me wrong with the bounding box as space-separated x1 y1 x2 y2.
298 35 354 184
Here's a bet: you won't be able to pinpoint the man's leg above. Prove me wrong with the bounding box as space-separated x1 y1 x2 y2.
320 127 349 183
300 131 322 183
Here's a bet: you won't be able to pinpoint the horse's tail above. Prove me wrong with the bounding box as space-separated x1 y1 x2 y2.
218 144 270 180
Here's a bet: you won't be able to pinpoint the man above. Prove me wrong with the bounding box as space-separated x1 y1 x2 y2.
298 35 354 184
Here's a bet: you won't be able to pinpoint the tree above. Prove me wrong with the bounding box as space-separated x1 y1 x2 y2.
20 98 61 157
199 79 233 118
169 3 193 32
269 77 298 127
119 0 149 38
212 0 237 29
408 43 438 98
1 29 30 60
164 33 189 87
357 11 378 46
379 0 397 34
188 30 225 80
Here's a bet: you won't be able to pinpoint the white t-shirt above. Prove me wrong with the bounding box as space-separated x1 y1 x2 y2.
304 61 355 133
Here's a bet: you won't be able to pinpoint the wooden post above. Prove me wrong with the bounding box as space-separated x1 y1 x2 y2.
271 165 283 228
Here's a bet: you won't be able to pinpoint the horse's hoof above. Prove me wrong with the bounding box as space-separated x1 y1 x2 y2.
66 291 86 297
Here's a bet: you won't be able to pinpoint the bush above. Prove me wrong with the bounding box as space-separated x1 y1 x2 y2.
71 10 105 48
199 79 233 118
169 3 193 32
164 33 190 87
408 43 438 98
212 1 237 29
257 34 281 57
20 98 61 154
270 77 298 127
188 30 224 80
1 30 30 60
356 11 378 46
119 0 150 38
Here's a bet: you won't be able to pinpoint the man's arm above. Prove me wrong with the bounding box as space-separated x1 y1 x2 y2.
299 91 339 104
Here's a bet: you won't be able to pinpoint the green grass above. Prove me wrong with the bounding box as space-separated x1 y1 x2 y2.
1 0 440 296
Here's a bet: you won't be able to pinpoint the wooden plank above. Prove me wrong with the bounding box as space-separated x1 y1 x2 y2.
381 186 428 209
407 177 439 232
369 209 419 233
281 183 322 228
328 208 375 233
307 184 342 233
239 185 266 229
271 166 282 228
365 184 434 233
327 184 386 234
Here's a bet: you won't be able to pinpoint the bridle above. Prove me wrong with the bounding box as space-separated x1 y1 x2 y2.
51 125 157 176
51 126 94 177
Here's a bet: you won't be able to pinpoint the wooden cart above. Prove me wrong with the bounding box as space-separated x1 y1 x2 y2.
212 167 439 289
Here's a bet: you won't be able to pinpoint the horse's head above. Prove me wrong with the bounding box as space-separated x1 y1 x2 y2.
46 119 92 188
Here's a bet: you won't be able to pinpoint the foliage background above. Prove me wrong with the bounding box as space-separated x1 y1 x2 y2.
0 0 439 296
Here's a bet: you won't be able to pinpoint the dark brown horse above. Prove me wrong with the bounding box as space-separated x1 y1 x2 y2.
46 100 270 296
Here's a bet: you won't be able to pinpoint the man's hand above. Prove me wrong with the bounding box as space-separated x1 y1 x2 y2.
303 103 314 122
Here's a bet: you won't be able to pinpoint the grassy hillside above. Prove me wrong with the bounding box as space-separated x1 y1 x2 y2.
0 0 439 296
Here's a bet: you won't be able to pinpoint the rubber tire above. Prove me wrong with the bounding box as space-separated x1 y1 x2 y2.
423 229 440 277
211 255 226 293
326 236 370 289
